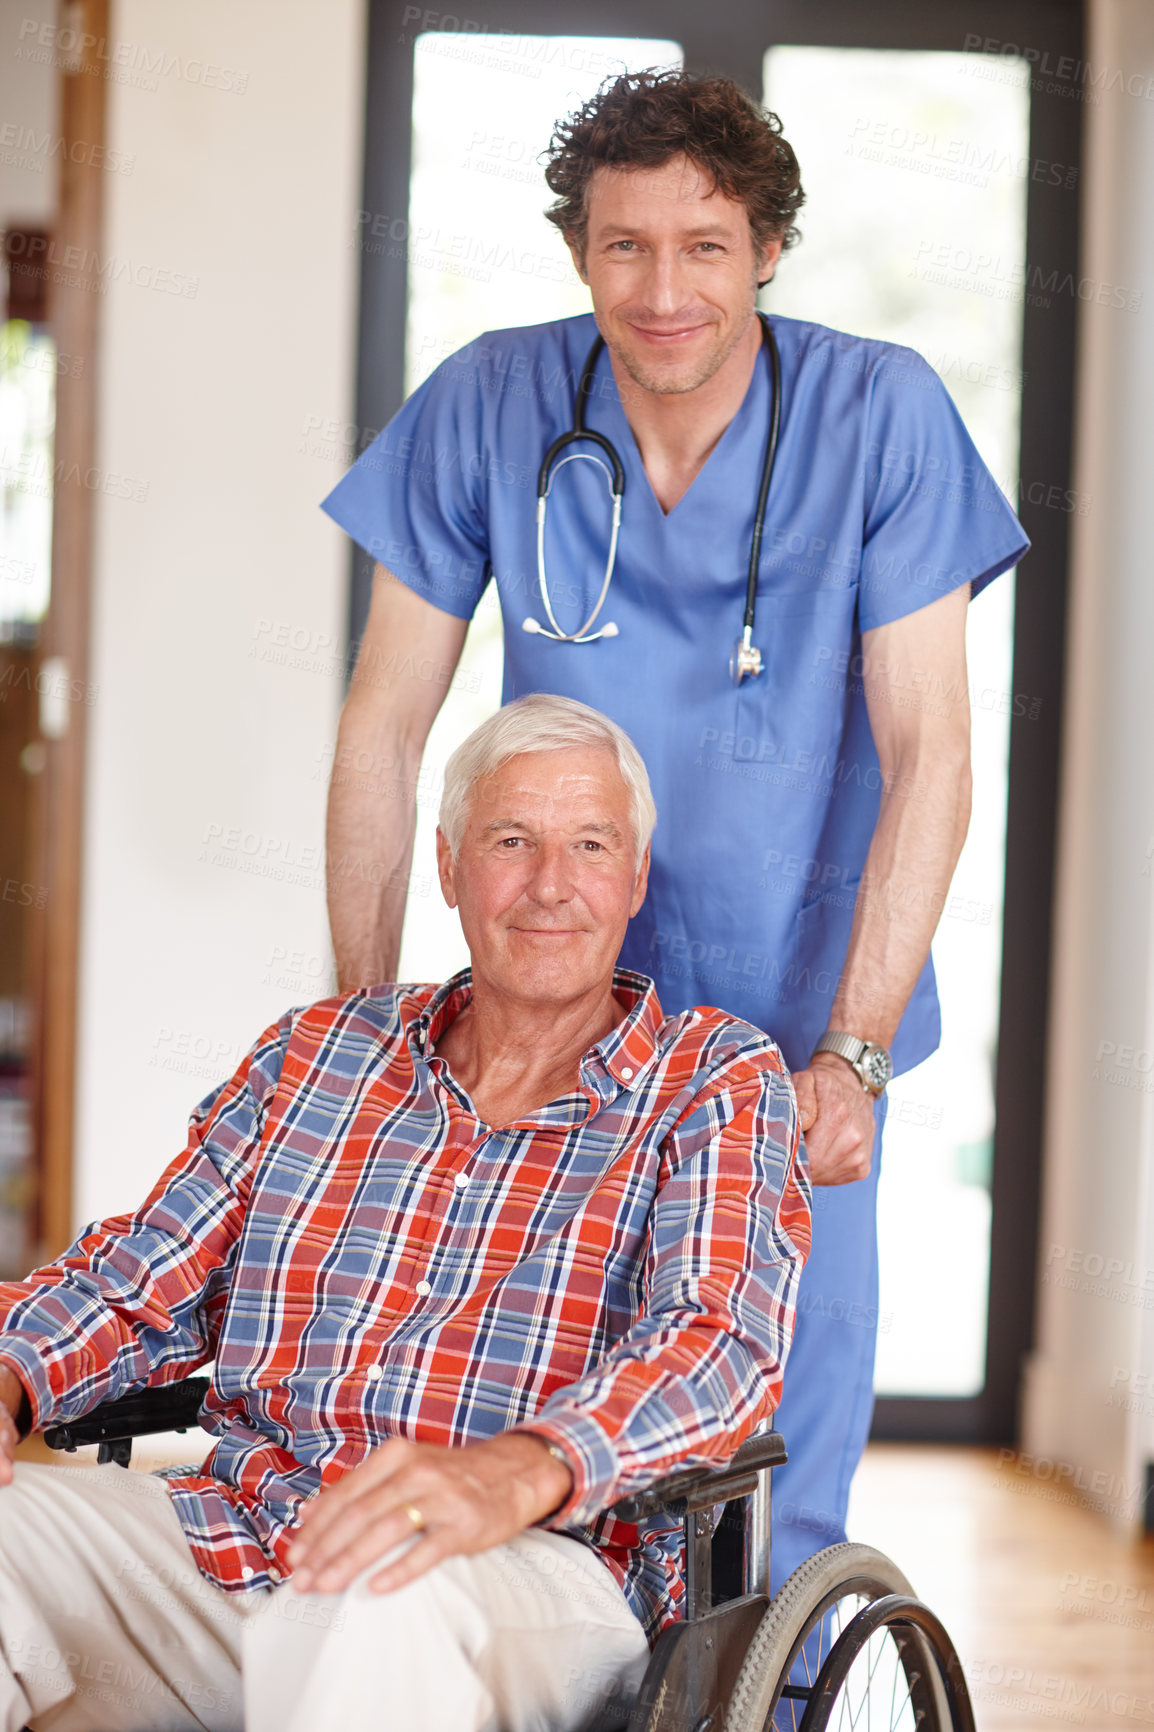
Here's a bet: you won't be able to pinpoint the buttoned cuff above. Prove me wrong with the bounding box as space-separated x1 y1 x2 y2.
0 1344 54 1434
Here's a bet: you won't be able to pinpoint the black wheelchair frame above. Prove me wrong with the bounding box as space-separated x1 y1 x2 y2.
43 1381 975 1732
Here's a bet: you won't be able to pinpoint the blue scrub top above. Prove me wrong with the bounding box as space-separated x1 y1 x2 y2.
322 313 1029 1075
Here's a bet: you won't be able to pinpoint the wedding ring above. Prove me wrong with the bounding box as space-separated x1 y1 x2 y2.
402 1501 425 1531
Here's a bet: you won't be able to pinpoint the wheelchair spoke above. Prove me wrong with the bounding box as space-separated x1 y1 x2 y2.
887 1635 905 1730
770 1591 898 1732
728 1545 964 1732
781 1592 869 1731
866 1633 902 1730
860 1630 886 1729
836 1625 916 1732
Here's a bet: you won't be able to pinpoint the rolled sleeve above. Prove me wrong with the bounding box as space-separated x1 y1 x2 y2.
0 1017 289 1429
0 1345 50 1433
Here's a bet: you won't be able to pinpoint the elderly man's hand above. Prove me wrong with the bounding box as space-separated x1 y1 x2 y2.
792 1054 879 1186
287 1431 572 1597
0 1368 27 1484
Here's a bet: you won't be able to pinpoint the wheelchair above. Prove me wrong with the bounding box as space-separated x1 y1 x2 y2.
44 1381 975 1732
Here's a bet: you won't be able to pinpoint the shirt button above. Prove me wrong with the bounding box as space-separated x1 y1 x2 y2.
241 1565 255 1580
454 1171 469 1188
365 1364 383 1382
268 1566 282 1583
415 1279 432 1296
620 1066 634 1080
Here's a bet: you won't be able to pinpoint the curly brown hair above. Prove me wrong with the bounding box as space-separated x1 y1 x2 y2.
543 69 804 266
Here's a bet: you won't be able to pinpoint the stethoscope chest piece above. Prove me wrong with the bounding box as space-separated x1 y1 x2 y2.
730 630 764 684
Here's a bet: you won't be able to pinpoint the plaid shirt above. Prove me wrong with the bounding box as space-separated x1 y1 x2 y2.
0 970 809 1640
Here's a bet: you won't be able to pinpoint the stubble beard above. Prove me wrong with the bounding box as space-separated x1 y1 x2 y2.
606 299 759 398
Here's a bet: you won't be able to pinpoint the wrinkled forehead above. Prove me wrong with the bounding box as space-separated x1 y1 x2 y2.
463 746 631 834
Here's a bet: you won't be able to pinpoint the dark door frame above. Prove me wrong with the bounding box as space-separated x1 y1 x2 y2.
351 0 1083 1446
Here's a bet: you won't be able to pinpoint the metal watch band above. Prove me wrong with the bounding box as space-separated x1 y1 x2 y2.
813 1030 893 1096
813 1031 868 1068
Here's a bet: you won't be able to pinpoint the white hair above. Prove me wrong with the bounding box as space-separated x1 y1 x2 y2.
438 694 657 857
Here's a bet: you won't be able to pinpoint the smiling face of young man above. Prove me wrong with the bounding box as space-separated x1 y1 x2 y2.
573 153 783 398
436 746 650 1014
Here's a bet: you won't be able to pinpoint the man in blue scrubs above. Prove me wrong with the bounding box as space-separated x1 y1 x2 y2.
320 70 1028 1600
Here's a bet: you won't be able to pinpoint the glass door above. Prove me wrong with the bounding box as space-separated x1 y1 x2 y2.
397 30 679 982
761 45 1031 1403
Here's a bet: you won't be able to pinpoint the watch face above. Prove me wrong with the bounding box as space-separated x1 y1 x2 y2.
862 1045 893 1092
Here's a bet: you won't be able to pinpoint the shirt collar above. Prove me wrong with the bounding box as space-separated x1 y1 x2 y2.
587 967 662 1090
404 968 473 1064
403 966 663 1095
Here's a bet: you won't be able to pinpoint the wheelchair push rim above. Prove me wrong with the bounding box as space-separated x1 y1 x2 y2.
724 1542 971 1732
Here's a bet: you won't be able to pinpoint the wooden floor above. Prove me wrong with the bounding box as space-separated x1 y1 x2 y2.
21 1434 1154 1727
850 1445 1154 1732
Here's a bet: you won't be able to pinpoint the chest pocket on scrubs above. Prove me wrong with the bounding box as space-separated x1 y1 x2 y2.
734 587 859 775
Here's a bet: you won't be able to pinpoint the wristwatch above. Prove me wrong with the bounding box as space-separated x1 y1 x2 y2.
812 1031 893 1097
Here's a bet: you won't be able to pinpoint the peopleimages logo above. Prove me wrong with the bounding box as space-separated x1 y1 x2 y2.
15 17 249 92
2 230 198 299
648 930 836 1001
963 33 1154 103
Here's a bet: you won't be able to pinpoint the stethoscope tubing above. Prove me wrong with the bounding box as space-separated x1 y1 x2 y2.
534 454 623 642
743 317 782 633
527 315 781 657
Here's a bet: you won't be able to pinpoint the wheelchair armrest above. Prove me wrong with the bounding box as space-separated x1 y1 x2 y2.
42 1376 211 1453
610 1429 787 1522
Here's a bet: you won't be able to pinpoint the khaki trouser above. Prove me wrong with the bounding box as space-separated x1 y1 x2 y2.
0 1462 649 1732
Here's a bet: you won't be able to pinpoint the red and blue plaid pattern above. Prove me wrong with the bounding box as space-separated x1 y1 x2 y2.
0 970 809 1639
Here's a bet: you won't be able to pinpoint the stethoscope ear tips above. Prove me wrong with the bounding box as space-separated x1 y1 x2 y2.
600 622 619 638
522 617 543 634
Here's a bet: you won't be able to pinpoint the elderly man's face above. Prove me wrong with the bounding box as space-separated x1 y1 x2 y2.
436 747 650 1007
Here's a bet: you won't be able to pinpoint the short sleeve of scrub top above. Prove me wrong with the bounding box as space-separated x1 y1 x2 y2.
856 344 1027 631
322 341 494 620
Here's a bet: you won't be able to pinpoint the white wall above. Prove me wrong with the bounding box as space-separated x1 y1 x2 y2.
0 2 58 231
1023 0 1154 1531
74 0 365 1222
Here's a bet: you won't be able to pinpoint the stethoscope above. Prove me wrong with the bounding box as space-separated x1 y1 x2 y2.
522 313 783 684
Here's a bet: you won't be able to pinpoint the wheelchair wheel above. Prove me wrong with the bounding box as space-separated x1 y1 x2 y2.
724 1543 971 1732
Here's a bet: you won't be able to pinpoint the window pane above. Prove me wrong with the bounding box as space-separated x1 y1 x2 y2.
763 46 1031 1397
0 320 54 625
0 318 54 1276
399 35 681 982
406 35 682 392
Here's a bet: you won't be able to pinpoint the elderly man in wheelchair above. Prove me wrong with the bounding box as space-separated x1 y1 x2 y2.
0 696 971 1732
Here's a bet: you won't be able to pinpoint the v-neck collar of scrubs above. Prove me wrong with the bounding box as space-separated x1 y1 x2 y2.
585 327 772 525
